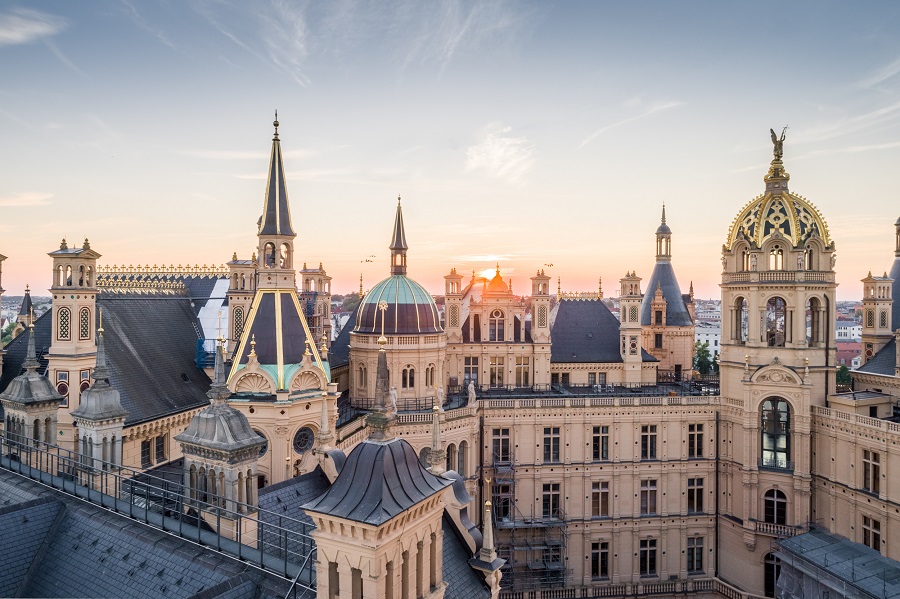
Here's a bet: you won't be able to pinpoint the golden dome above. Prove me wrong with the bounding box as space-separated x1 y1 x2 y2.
727 133 831 249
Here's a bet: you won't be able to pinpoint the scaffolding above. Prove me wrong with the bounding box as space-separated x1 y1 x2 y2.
488 451 569 591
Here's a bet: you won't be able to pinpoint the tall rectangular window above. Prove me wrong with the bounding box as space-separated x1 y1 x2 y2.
542 483 560 518
640 479 657 515
155 434 167 463
588 372 596 386
863 516 881 552
592 426 609 461
863 450 880 494
493 484 511 521
592 481 609 517
464 357 479 385
655 310 663 325
687 478 704 513
688 424 704 458
639 538 657 576
515 356 530 387
641 425 657 460
492 428 510 464
654 333 663 349
489 356 504 388
543 427 560 463
687 537 704 573
591 541 609 579
140 439 152 468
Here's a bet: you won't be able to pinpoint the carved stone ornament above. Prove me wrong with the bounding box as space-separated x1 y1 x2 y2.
274 426 289 436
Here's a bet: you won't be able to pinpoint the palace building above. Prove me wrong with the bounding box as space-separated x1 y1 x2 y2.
1 123 899 599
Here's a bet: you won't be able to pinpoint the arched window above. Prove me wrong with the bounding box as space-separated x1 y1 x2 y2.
58 307 71 341
233 273 238 288
741 249 751 271
763 489 787 525
65 265 73 286
446 443 457 472
866 310 875 328
768 245 784 270
425 364 436 387
764 552 781 598
489 309 505 341
734 297 748 343
358 365 368 389
761 398 791 469
263 242 276 268
233 307 244 340
44 417 51 444
629 305 638 322
806 297 821 346
240 273 246 290
57 265 64 287
805 247 814 270
79 307 91 340
78 265 85 286
402 366 415 389
86 266 92 287
189 465 197 500
280 242 291 268
766 297 787 347
458 441 468 477
198 467 207 503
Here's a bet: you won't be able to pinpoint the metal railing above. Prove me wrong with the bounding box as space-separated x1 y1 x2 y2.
0 431 316 591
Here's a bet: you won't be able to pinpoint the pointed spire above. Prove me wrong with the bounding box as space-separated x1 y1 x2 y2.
259 113 296 238
479 500 498 562
23 320 39 371
366 332 396 442
661 203 667 225
91 311 112 386
207 339 230 404
389 197 408 275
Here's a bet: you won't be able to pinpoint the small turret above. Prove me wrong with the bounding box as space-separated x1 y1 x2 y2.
390 196 408 275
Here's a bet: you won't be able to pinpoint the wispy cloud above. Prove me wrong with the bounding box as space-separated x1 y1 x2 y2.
857 56 900 88
465 123 535 185
800 99 900 144
44 39 88 78
0 8 67 46
578 102 681 149
0 192 53 207
119 0 176 49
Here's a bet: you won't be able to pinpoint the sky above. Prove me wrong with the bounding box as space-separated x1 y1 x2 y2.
2 2 900 301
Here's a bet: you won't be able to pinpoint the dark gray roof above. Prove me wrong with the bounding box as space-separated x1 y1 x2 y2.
778 527 900 599
390 200 408 251
640 261 693 326
258 466 331 528
18 289 33 317
235 291 311 368
551 299 657 363
890 255 900 330
442 517 490 599
0 469 293 599
97 296 212 425
303 438 451 525
328 306 358 368
856 337 896 376
0 311 51 402
259 127 295 238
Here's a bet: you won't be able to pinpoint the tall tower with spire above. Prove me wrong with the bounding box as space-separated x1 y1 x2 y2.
390 197 408 275
225 117 336 487
256 114 297 290
640 205 695 378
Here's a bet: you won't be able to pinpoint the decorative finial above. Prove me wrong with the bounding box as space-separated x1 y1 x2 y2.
770 126 787 161
496 263 500 276
304 337 312 356
661 203 666 225
320 332 328 354
378 300 389 342
273 111 279 139
60 237 68 250
599 276 603 299
250 333 257 356
359 273 364 298
557 276 561 296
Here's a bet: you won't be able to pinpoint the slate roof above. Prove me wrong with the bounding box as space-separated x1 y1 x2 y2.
0 312 53 421
640 261 693 326
0 469 293 599
97 296 212 425
259 123 296 238
442 517 490 599
857 337 897 376
778 527 900 599
328 306 357 369
303 438 451 526
18 289 33 317
258 466 331 528
229 290 327 390
550 299 657 363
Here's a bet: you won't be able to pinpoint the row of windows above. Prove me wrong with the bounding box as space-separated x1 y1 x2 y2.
356 363 438 389
738 245 818 272
140 434 168 469
461 356 531 387
730 295 826 348
56 264 93 288
491 424 705 464
865 309 889 328
587 536 706 579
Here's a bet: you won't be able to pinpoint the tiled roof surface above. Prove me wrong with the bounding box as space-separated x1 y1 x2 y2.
355 275 442 335
442 517 490 598
0 470 293 599
857 337 896 376
303 438 450 525
551 299 657 363
640 261 693 326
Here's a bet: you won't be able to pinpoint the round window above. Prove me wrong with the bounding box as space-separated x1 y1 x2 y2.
253 429 269 457
292 427 315 454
